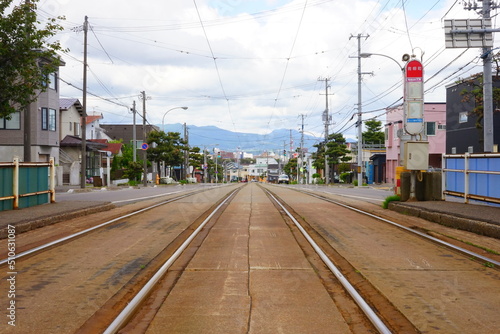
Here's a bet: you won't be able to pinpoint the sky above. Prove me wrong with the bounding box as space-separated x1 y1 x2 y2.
30 0 491 151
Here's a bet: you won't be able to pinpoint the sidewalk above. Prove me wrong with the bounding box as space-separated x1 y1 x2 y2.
0 200 114 238
1 186 499 240
389 200 500 239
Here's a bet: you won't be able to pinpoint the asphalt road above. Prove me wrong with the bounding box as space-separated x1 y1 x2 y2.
55 184 223 205
55 183 393 206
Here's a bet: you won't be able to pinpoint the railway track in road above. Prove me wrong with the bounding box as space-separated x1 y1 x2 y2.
0 185 242 333
100 184 400 334
1 183 498 333
0 186 225 266
283 186 500 268
95 184 413 334
262 184 500 333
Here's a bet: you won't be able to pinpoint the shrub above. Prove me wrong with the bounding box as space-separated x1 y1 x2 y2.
382 195 400 209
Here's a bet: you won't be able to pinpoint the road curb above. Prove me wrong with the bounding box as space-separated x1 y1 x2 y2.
389 202 500 239
0 203 115 239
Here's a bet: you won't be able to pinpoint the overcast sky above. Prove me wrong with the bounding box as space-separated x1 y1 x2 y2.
33 0 488 150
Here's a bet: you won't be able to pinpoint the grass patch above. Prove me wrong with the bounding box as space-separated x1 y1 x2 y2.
382 195 400 209
441 234 500 255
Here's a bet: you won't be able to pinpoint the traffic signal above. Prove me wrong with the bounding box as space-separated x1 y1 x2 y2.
283 150 286 157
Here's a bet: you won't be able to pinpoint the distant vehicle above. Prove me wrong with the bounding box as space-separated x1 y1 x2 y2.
278 174 289 184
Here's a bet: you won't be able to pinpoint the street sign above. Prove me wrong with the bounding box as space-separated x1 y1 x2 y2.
404 59 424 136
444 19 493 49
141 143 149 150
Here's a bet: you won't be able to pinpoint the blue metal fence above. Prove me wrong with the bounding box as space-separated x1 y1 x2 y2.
0 158 55 211
442 153 500 204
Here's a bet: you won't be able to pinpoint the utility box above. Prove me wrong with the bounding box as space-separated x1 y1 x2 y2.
404 141 429 170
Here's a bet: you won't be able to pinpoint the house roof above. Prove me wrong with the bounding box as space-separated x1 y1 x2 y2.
85 115 103 124
60 98 83 113
90 139 107 144
88 140 123 155
61 135 107 151
103 143 123 155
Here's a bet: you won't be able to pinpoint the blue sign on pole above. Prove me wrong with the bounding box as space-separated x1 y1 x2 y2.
141 143 149 150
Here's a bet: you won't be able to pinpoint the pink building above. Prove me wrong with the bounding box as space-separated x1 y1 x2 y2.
385 103 446 184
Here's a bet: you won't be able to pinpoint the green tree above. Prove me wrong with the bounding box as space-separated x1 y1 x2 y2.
111 143 145 182
240 157 255 165
189 146 203 177
147 131 187 179
0 0 66 118
362 119 385 145
312 133 350 168
123 161 143 182
312 133 350 180
284 157 297 180
459 72 500 145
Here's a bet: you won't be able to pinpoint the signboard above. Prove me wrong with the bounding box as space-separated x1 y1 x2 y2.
404 59 424 135
141 143 149 150
444 19 493 49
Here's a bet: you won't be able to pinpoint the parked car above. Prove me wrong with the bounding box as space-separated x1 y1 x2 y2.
278 174 289 184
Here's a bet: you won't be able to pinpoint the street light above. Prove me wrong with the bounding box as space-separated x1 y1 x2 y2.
160 106 188 178
357 52 403 187
360 53 404 71
162 106 188 131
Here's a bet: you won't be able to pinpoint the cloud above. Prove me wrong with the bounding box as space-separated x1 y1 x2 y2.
39 0 489 150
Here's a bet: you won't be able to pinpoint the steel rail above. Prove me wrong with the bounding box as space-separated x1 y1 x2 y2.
264 189 393 334
0 189 213 266
296 189 500 267
103 188 239 334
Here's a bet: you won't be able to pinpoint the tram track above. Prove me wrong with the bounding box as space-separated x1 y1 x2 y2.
98 184 404 333
1 183 498 333
278 185 500 267
0 185 242 333
0 186 227 265
260 184 500 333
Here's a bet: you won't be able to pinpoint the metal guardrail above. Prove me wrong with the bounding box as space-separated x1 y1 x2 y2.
442 153 500 204
0 158 55 210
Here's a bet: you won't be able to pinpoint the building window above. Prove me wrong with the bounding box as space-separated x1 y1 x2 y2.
49 109 56 131
49 73 57 90
42 108 48 130
438 124 446 130
425 122 436 136
42 73 57 91
0 111 21 129
42 108 57 131
459 112 468 123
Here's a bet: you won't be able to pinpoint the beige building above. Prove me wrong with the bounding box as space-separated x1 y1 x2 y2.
0 69 63 163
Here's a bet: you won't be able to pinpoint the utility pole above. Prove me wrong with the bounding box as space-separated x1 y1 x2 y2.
290 129 294 180
203 147 207 183
23 0 32 162
481 1 494 152
299 114 306 184
80 16 89 189
350 33 370 187
132 100 137 163
318 77 331 184
446 3 500 152
140 91 148 187
184 123 189 180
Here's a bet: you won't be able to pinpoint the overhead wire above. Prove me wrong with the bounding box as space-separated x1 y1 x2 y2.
192 0 241 148
267 0 310 128
45 0 482 148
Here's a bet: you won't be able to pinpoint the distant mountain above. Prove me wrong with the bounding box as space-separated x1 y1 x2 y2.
159 123 322 154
